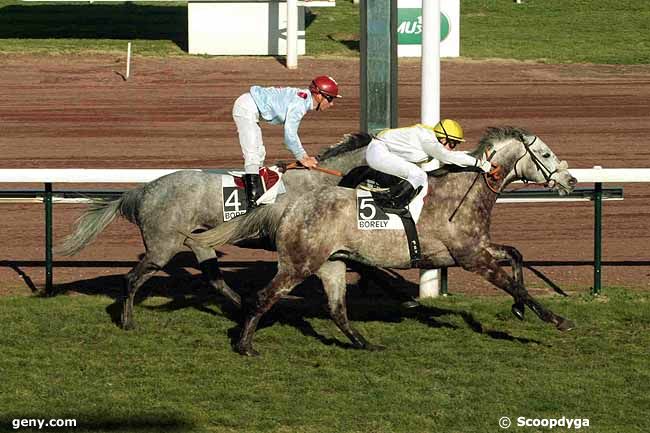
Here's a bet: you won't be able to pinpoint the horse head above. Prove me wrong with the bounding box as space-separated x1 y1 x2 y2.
480 127 577 195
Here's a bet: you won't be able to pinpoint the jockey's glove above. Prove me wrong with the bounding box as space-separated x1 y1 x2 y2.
479 160 493 172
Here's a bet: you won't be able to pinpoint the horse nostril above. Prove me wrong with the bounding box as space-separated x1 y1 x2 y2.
569 176 577 186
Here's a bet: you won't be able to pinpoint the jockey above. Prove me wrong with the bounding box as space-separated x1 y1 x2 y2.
232 75 341 208
366 119 493 209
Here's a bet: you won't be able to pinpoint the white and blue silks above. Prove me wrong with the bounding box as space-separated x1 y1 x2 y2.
233 86 313 174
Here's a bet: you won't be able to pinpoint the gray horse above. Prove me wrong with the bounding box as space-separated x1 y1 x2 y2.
190 127 578 356
55 133 370 330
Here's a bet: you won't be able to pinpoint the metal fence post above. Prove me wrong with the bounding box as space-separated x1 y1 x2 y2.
593 182 603 295
441 267 448 295
44 182 53 294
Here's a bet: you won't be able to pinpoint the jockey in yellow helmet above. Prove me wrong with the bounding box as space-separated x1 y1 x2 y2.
366 119 493 209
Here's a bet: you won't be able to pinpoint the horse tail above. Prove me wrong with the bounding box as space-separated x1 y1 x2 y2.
190 204 284 248
54 189 142 256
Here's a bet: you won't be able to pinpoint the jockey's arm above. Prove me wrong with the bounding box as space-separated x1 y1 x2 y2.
421 137 491 172
283 104 308 162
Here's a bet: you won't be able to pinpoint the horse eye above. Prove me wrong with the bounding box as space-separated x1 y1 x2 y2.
542 152 551 158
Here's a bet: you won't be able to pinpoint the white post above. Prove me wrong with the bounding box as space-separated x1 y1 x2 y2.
126 42 132 80
286 0 298 69
419 0 442 298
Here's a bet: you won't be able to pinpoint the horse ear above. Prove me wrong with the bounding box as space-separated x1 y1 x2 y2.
517 133 526 144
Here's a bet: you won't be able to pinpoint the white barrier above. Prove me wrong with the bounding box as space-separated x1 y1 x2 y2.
0 167 644 295
2 167 649 184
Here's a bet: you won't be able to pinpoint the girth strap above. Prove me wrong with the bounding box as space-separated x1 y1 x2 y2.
395 209 422 267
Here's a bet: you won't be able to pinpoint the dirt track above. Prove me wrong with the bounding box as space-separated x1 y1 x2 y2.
1 54 649 297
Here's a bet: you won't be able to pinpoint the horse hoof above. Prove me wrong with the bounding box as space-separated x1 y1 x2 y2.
121 321 136 331
236 344 260 357
556 318 575 332
511 303 525 321
222 289 242 309
401 300 420 309
226 294 242 309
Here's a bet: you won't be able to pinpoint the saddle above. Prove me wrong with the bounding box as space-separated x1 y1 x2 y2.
218 166 285 221
232 167 281 191
343 166 424 267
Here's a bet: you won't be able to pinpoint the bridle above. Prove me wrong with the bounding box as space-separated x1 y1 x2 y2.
450 134 558 222
484 134 558 193
512 134 559 188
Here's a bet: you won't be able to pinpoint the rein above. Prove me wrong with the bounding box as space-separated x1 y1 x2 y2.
449 149 497 222
449 134 557 222
282 161 343 177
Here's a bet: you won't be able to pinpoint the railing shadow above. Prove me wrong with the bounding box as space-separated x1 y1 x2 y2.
0 3 188 51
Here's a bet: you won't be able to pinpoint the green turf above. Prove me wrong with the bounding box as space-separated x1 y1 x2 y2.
1 0 649 63
0 287 648 432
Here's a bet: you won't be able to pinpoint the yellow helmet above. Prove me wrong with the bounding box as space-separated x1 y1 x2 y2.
433 119 465 142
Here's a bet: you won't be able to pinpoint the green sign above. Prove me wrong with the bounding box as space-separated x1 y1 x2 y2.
397 9 450 44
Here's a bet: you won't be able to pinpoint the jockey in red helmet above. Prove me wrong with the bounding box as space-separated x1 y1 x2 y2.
232 76 341 209
309 75 342 111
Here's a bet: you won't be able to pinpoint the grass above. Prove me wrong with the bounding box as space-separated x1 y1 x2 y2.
0 286 648 432
1 0 650 63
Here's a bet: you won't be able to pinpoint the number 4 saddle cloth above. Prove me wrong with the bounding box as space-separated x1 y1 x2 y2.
221 167 286 221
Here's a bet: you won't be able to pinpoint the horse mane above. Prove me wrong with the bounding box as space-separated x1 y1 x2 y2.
429 126 531 177
469 126 531 157
318 132 373 162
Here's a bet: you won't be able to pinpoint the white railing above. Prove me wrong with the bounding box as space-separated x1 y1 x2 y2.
0 167 645 295
2 167 650 184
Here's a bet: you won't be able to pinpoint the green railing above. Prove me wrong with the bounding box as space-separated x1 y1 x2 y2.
0 185 623 295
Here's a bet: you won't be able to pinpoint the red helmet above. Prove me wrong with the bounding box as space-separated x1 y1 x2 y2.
309 76 342 99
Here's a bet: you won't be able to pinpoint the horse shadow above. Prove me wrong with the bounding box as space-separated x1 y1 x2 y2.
49 252 543 347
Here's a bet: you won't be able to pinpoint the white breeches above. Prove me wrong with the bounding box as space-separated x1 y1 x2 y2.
366 138 429 193
233 93 265 174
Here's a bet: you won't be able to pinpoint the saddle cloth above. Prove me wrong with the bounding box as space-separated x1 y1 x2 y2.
221 166 286 221
228 166 286 205
356 185 426 230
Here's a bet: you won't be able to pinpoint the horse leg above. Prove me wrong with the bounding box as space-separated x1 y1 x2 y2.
185 239 241 308
122 254 164 330
457 249 574 331
237 269 302 356
485 243 525 319
317 261 384 351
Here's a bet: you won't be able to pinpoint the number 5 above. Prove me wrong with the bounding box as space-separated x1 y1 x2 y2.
359 197 376 220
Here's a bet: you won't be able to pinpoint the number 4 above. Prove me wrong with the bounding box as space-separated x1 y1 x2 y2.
225 189 243 211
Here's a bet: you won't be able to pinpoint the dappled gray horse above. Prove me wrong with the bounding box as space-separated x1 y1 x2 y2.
191 127 578 356
56 133 370 330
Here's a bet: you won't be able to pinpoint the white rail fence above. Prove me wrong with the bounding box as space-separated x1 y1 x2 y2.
1 167 648 294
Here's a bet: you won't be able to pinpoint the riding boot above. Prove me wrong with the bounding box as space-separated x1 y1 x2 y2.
390 181 421 209
244 173 264 209
374 180 420 211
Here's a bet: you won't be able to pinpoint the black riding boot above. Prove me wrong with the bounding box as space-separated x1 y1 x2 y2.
244 173 264 209
374 180 421 211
